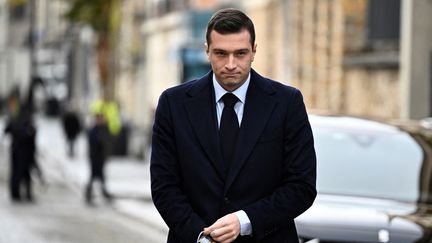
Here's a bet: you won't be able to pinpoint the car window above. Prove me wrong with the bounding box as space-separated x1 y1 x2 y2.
313 126 423 203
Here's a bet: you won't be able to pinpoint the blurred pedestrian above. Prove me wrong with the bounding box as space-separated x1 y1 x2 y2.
85 112 113 205
90 97 122 156
4 107 39 202
61 105 82 158
90 97 121 137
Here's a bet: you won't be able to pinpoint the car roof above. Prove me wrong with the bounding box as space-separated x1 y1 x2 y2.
309 114 403 134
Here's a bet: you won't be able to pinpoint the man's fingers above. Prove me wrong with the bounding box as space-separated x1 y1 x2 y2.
203 227 211 235
212 231 236 243
204 213 240 242
204 218 226 235
210 225 237 242
203 222 221 235
209 227 226 238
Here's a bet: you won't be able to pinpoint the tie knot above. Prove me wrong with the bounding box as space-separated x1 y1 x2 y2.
222 93 239 108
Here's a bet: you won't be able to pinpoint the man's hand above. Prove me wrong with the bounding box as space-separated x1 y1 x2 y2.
203 213 240 243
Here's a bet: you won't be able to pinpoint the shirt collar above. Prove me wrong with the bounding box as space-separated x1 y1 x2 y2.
213 73 250 104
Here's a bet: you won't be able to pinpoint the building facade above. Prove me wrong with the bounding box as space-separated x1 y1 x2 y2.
116 0 432 148
243 0 402 119
1 0 77 112
244 0 432 120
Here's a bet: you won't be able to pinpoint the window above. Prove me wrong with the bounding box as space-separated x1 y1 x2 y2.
367 0 401 47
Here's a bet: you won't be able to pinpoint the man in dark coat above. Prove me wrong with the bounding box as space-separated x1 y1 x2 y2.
61 108 82 157
151 8 316 243
85 113 113 205
4 108 37 202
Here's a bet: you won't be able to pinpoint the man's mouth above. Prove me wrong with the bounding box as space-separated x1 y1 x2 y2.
223 73 239 78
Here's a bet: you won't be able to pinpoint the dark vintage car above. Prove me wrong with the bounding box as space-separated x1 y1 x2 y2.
296 115 432 243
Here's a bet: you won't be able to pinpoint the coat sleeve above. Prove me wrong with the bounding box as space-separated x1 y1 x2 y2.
244 89 317 241
150 91 206 242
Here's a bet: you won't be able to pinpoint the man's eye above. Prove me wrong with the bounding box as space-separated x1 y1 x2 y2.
215 52 225 56
236 52 246 57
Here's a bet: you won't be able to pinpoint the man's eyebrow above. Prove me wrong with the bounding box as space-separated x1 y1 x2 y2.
211 48 250 52
235 49 250 52
212 48 227 52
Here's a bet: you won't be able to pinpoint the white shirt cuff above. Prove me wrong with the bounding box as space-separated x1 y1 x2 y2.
196 231 212 243
234 210 252 236
197 231 204 243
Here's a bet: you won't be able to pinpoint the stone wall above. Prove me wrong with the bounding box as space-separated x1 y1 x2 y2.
344 68 399 118
248 0 402 119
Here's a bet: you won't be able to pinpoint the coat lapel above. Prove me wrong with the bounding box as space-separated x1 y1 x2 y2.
224 71 277 192
184 73 225 179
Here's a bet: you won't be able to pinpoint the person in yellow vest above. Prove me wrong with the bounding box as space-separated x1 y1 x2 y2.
90 98 121 136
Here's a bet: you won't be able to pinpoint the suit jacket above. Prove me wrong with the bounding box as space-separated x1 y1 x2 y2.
151 69 316 243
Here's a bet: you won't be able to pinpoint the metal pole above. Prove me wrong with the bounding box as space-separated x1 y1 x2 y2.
29 0 37 78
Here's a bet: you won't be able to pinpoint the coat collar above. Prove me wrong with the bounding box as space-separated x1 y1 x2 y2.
184 72 225 178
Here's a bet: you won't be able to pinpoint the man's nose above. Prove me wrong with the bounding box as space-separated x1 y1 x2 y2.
225 55 237 70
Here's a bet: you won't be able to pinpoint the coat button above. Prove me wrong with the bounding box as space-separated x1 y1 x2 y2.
224 197 230 204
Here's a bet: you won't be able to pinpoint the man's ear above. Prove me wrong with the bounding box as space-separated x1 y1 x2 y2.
205 43 210 61
205 43 209 54
252 43 257 62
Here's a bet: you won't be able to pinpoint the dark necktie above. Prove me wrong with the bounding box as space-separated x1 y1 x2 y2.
219 93 240 169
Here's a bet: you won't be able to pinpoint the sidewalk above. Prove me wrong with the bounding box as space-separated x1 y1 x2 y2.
0 115 168 235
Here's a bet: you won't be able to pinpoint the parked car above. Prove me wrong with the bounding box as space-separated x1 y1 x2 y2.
296 114 432 243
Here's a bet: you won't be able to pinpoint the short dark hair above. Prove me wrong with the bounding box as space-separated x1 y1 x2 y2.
206 8 255 47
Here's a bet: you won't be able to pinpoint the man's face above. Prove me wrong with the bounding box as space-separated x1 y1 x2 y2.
206 29 257 92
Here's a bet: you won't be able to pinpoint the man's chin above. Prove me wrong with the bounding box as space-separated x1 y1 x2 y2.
220 80 243 91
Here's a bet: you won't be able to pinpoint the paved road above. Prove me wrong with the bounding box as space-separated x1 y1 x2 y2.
0 118 166 243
